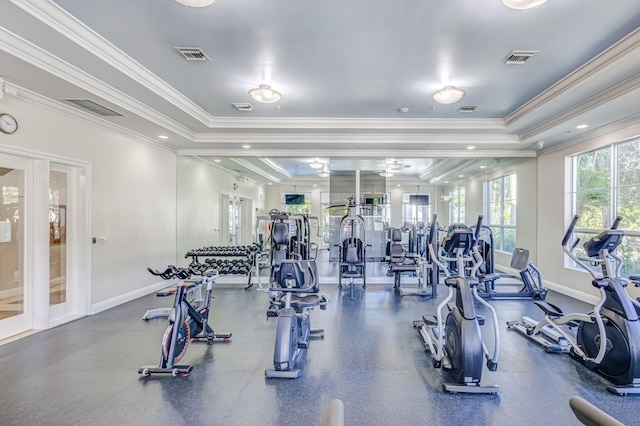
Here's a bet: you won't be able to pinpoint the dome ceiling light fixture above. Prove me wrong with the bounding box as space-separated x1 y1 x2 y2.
379 171 394 178
318 170 330 178
309 160 324 169
388 160 403 170
432 86 466 104
175 0 216 7
500 0 549 10
248 85 282 104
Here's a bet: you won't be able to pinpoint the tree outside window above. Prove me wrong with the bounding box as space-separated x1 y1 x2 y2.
571 139 640 275
486 174 516 253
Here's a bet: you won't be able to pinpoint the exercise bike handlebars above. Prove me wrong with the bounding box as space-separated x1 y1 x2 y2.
148 265 219 282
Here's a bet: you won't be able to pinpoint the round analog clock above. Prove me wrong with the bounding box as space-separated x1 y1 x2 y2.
0 113 18 134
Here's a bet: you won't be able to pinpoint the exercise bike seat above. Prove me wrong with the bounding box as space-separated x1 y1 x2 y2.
534 301 564 317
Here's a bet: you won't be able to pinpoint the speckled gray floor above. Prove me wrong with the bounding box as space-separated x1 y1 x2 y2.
0 274 637 425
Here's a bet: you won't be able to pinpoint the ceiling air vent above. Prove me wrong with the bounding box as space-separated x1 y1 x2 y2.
174 47 210 61
504 50 538 65
62 99 124 116
232 103 254 112
458 105 477 113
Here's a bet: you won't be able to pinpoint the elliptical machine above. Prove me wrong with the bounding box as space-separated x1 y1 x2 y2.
508 215 640 395
139 266 231 377
413 214 500 394
265 259 327 379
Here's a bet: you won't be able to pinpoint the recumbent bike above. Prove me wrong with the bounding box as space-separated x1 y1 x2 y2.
139 265 231 377
265 259 327 379
413 214 500 394
508 215 640 395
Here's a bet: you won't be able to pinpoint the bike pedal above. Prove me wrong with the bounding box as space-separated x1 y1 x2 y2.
297 340 309 349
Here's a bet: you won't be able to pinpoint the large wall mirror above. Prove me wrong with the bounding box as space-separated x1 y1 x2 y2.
176 155 538 270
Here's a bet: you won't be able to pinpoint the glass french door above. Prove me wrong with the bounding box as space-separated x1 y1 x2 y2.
0 155 31 340
49 168 67 308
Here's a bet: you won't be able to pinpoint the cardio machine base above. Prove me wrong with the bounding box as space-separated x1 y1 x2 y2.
443 382 499 394
607 384 640 396
192 331 233 343
506 317 571 353
138 365 193 377
265 368 302 379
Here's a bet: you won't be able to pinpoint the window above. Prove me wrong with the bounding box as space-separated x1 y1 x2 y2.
450 187 465 224
570 139 640 275
402 193 430 226
486 174 517 253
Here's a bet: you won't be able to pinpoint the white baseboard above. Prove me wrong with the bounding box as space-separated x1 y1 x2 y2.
543 279 600 305
90 279 176 315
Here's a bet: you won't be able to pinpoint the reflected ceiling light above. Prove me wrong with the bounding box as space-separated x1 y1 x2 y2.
175 0 216 7
158 135 168 140
500 0 548 10
388 160 403 170
467 145 475 150
242 145 251 149
432 86 466 104
318 170 330 178
248 84 282 103
309 160 324 169
576 124 589 129
379 171 394 178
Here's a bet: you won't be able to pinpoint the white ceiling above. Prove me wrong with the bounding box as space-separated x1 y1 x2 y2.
1 0 639 184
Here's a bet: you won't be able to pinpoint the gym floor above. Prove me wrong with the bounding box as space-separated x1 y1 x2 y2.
0 266 637 425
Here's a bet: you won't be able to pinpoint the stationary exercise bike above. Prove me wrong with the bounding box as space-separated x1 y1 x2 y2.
139 266 231 377
413 215 500 394
507 215 640 395
265 259 327 379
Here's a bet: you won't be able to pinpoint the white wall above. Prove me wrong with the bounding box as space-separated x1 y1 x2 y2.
537 123 640 301
176 157 265 265
0 94 177 310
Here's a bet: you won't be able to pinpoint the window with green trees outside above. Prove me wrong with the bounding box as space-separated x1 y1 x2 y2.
570 138 640 276
486 174 517 253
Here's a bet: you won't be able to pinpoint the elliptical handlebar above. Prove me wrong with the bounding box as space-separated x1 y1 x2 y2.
611 216 622 230
562 215 580 248
427 213 438 245
473 215 484 248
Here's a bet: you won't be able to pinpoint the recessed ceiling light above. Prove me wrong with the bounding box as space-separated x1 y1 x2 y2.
467 145 475 150
398 107 409 113
458 175 464 178
158 135 168 140
397 184 401 187
444 181 449 184
175 0 216 7
432 86 466 104
313 184 317 187
214 159 221 163
480 165 487 169
242 145 251 149
268 182 272 185
576 124 589 129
